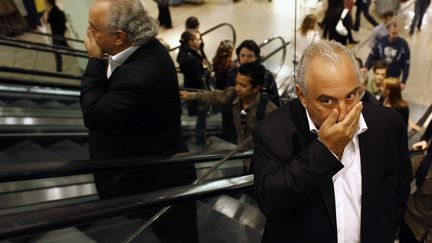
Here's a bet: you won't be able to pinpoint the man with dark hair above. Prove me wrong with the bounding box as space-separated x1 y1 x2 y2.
180 62 277 150
365 22 410 90
366 59 387 100
228 40 280 106
252 40 411 243
185 16 200 30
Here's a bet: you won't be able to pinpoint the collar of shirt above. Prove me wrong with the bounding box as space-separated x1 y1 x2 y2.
107 45 140 78
232 92 261 112
305 109 368 137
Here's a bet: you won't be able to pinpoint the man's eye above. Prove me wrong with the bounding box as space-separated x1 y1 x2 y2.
321 99 332 105
347 93 356 100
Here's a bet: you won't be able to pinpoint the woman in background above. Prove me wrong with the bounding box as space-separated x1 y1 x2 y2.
382 77 409 127
293 14 320 63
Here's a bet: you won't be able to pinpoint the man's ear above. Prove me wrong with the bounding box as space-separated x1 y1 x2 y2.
115 30 127 46
295 85 307 108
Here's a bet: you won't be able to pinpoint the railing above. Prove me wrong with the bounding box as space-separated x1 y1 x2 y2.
0 38 87 58
169 23 237 52
0 150 253 183
0 35 86 55
0 174 254 239
0 23 85 44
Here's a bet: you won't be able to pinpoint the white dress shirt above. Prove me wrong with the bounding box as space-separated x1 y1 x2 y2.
107 45 140 78
306 111 368 243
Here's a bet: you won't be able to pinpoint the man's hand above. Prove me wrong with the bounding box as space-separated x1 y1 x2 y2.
179 91 189 100
412 140 427 151
318 102 363 159
85 27 103 59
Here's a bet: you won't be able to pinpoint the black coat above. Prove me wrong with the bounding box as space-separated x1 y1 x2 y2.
81 39 193 198
177 44 209 116
253 99 412 243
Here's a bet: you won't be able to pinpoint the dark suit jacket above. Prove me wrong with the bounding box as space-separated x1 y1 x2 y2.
81 39 193 198
253 99 412 243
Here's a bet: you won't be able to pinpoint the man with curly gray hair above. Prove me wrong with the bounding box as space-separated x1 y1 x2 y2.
252 40 411 243
81 1 198 241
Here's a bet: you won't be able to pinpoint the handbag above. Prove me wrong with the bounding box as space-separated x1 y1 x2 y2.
335 8 349 36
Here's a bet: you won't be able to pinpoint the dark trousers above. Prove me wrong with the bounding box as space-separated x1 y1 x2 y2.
195 105 208 145
157 4 172 28
353 0 378 30
52 36 68 72
410 0 431 32
399 220 423 243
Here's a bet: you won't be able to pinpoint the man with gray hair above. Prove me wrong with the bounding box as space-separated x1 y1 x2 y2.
81 1 197 241
252 40 411 243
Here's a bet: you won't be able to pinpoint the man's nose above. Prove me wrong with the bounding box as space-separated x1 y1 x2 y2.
336 102 348 122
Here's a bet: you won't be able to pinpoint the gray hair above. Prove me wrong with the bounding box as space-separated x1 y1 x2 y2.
104 0 158 45
295 40 360 94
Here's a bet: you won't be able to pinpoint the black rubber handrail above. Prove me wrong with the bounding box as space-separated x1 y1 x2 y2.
0 35 86 54
0 174 254 239
0 150 253 183
0 23 85 44
0 66 82 81
169 23 237 52
0 76 80 90
259 36 289 78
0 39 88 58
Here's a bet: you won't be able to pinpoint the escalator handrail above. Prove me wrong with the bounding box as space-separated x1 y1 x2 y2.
0 35 87 54
0 66 82 81
260 41 291 78
0 174 254 239
0 76 80 90
169 23 237 52
0 39 88 58
353 0 415 53
0 150 253 183
0 23 85 44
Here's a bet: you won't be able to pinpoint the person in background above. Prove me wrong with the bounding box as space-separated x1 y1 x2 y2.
43 0 68 72
365 22 410 90
353 0 378 31
154 0 172 28
293 14 321 63
366 59 387 101
213 40 236 90
252 40 411 243
356 57 380 105
212 40 238 143
185 16 210 67
181 62 277 171
322 0 359 45
401 120 432 243
409 0 431 35
382 77 409 127
369 10 395 48
177 30 211 147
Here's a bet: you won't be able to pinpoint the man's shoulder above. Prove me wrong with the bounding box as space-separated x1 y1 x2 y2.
363 103 405 130
255 99 304 135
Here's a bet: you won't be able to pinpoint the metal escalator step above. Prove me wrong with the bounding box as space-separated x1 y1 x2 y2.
196 201 263 243
39 100 68 109
34 227 97 243
67 101 81 108
47 139 89 161
4 139 63 162
0 151 16 163
7 98 40 108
